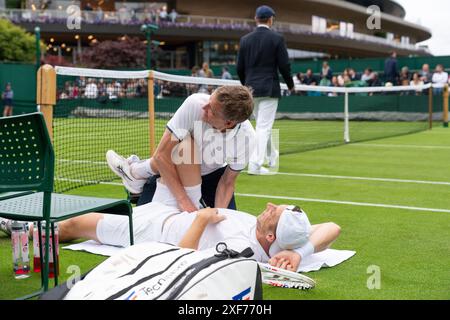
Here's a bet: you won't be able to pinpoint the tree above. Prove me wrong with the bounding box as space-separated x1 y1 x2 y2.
0 19 37 62
81 37 150 69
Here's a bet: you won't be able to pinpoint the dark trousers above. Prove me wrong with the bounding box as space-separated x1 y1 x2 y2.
137 166 237 209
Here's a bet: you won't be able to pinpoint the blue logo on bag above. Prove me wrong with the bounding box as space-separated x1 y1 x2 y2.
232 287 251 300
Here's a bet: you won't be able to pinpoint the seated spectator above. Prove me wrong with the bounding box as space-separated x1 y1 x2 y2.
97 79 106 97
94 6 104 24
159 6 168 21
169 9 178 23
432 64 449 95
328 76 340 96
367 72 382 96
59 91 69 100
221 67 232 80
85 79 98 99
348 68 359 81
303 69 317 86
343 75 363 87
399 66 411 86
410 72 424 96
135 79 145 97
106 83 118 100
199 62 214 78
419 64 432 84
337 69 349 87
191 65 200 77
369 72 382 87
71 85 80 99
292 72 303 86
198 62 214 94
131 9 139 23
319 76 331 87
361 68 375 85
119 4 130 24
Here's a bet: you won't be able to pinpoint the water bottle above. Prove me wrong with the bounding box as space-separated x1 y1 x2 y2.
33 222 41 273
40 222 59 278
11 221 30 279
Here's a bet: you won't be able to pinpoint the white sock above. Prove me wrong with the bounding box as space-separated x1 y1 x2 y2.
296 241 315 260
130 159 155 179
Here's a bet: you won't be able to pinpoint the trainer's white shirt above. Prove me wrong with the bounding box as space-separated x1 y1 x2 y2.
166 93 255 175
97 202 270 263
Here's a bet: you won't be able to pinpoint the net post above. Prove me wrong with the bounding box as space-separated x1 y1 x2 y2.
428 86 433 130
36 64 56 141
443 84 449 128
344 91 350 143
148 70 156 155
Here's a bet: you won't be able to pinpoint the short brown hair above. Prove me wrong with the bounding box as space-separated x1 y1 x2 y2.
213 85 254 123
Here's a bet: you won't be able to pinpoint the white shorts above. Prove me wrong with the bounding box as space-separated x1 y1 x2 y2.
152 180 202 209
96 183 202 247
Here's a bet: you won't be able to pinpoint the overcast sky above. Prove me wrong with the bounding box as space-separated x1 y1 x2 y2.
395 0 450 56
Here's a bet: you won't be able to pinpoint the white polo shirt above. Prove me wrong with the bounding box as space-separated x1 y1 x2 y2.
162 208 270 262
166 93 255 176
432 71 449 85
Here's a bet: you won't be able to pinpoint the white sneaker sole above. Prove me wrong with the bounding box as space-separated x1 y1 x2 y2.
106 150 144 194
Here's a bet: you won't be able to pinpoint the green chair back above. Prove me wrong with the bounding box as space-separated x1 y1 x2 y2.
0 113 54 193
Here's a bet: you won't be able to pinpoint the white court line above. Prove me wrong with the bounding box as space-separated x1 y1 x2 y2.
272 172 450 186
58 159 107 165
352 143 450 150
56 177 121 185
235 193 450 214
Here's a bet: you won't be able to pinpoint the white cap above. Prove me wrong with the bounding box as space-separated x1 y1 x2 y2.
269 205 311 257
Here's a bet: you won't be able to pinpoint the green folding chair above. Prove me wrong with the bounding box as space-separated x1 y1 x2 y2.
0 112 134 298
0 191 34 200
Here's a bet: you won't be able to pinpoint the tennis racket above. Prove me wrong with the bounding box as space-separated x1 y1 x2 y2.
258 262 316 290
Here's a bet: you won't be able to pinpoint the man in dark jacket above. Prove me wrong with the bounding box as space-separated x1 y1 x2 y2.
384 51 399 85
237 5 294 175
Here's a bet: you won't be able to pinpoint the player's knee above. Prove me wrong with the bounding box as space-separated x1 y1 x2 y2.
328 222 341 238
59 217 79 237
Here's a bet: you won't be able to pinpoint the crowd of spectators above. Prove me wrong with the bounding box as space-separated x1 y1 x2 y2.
58 77 148 101
286 56 450 96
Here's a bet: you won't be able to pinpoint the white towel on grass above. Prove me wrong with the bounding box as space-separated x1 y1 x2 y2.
63 241 355 273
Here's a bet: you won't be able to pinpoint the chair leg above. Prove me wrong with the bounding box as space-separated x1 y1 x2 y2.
51 222 58 286
37 221 44 287
42 221 50 291
129 214 134 246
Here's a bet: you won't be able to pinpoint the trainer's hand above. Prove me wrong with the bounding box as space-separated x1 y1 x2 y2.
268 250 301 272
197 207 226 224
179 199 199 213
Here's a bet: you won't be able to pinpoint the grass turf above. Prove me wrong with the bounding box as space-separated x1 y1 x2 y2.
0 125 449 300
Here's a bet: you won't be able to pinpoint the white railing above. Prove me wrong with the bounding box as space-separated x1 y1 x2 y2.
0 8 430 54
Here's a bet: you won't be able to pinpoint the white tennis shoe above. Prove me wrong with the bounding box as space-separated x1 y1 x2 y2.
0 217 12 236
247 165 276 176
106 150 146 194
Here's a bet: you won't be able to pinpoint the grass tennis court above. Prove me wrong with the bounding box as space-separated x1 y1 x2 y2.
0 123 449 300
